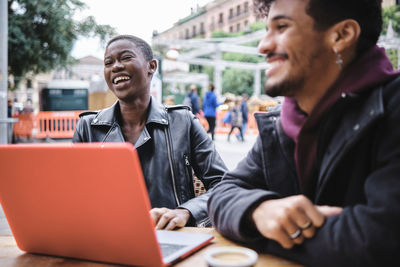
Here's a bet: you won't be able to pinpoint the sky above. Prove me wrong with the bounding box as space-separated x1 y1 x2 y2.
71 0 211 59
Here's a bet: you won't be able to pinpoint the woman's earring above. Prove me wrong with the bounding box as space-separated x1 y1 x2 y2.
334 48 343 70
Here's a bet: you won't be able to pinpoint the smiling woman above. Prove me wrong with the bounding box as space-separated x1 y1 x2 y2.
72 34 227 231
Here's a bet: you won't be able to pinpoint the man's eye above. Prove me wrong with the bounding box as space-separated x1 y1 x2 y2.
277 24 287 30
122 55 133 60
104 61 112 66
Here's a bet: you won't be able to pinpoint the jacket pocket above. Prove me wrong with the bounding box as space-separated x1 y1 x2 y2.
183 154 195 195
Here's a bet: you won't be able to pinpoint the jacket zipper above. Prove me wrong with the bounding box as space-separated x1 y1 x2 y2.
183 154 194 193
164 127 181 206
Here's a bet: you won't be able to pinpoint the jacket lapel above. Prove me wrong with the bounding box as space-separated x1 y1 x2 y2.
316 87 384 201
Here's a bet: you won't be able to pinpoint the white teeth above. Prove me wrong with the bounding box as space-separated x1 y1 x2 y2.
113 76 130 84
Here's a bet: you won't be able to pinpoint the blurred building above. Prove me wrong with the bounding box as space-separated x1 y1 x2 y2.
155 0 399 42
52 56 116 110
153 0 260 41
383 0 400 7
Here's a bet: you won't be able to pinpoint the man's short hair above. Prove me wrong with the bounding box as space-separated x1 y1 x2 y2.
254 0 382 56
106 35 154 61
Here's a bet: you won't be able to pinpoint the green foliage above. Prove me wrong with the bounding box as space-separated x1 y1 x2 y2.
382 6 400 35
249 21 266 32
222 68 254 96
223 52 264 63
193 22 267 95
8 0 117 89
211 30 241 38
386 48 398 69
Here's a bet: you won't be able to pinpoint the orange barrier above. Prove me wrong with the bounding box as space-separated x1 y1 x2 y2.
13 110 261 140
13 113 35 139
35 111 83 139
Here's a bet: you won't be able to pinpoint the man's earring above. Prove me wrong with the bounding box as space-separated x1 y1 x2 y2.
334 48 343 70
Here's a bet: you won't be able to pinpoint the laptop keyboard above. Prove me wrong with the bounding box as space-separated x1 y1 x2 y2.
160 243 187 258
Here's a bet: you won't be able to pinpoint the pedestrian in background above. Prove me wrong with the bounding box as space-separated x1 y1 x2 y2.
7 99 12 118
236 93 248 141
184 84 200 115
203 83 219 140
227 98 243 142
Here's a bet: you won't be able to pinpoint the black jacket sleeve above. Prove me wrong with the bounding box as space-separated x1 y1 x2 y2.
208 135 280 240
179 114 227 226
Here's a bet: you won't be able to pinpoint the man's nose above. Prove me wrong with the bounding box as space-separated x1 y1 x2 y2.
258 34 274 55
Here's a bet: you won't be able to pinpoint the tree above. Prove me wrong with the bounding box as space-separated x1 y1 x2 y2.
222 68 254 96
8 0 117 89
382 5 400 35
381 6 400 69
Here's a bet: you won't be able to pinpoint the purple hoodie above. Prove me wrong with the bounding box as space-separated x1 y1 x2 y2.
280 45 400 192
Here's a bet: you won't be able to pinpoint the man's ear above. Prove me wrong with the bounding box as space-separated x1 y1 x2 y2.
328 19 360 53
148 59 158 75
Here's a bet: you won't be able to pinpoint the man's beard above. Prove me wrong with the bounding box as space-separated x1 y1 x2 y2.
264 75 305 98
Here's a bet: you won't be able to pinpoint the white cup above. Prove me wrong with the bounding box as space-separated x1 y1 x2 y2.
204 246 258 267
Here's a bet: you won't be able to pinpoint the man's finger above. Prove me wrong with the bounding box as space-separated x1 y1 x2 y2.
299 200 326 228
317 206 343 217
275 227 296 249
284 204 316 239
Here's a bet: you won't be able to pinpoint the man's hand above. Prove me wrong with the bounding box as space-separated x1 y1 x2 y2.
252 195 342 249
150 208 191 230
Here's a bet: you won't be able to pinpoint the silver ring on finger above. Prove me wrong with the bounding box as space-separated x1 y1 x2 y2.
300 221 312 230
289 229 302 239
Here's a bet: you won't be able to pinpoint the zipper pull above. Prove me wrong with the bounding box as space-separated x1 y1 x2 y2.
184 154 190 166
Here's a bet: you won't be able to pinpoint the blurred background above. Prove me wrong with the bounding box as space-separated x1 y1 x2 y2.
1 0 400 143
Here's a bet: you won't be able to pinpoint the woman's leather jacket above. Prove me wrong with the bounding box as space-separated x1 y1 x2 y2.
73 98 227 226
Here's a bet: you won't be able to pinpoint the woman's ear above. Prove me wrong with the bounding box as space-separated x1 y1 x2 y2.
328 19 360 53
148 59 158 75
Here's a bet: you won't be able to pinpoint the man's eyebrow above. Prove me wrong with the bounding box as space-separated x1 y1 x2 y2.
271 14 293 21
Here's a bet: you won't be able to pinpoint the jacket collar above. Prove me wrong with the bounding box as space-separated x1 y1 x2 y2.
90 97 169 127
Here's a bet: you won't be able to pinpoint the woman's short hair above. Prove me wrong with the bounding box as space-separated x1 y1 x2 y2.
106 35 153 61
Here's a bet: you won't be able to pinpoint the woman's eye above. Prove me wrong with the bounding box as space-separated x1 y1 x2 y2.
122 55 133 60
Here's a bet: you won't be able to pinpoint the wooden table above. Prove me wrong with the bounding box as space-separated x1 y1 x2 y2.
0 227 302 266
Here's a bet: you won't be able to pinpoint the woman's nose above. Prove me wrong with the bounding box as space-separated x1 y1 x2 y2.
112 60 124 71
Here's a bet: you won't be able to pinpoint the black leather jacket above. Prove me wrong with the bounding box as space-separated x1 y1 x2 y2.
73 98 227 226
209 77 400 266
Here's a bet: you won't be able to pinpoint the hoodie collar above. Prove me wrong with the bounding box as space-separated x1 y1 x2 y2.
280 45 400 192
281 45 400 142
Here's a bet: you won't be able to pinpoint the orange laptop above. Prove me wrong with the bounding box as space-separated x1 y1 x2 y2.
0 143 213 266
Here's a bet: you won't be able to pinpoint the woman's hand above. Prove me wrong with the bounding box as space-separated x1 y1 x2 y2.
150 208 191 230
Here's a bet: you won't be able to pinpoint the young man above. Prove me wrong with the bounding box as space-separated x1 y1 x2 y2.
208 0 400 266
73 35 227 230
202 83 219 140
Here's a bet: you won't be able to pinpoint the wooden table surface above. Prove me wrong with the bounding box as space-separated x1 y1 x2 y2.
0 227 302 266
